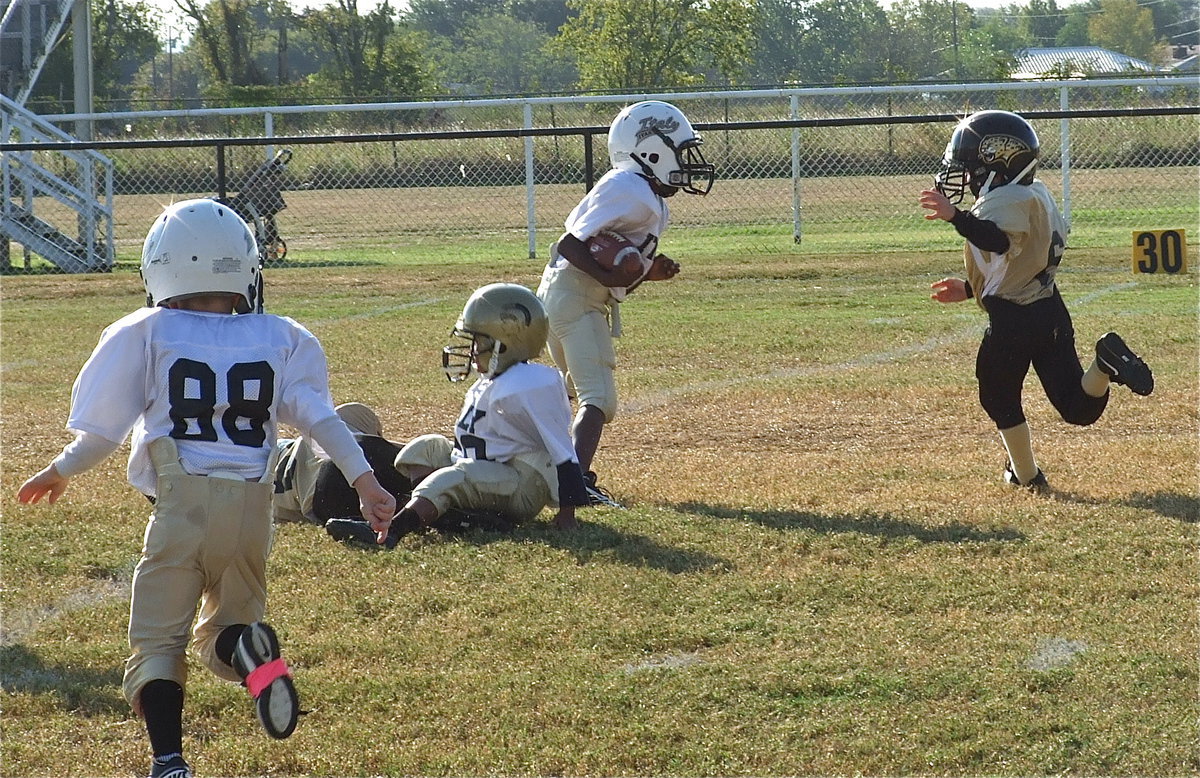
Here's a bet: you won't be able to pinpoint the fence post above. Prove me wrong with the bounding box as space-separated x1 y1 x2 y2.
524 102 537 259
265 111 275 162
216 144 227 200
1059 86 1072 232
584 132 595 191
790 94 802 245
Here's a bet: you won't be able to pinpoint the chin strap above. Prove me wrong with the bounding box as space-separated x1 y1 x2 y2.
980 159 1038 196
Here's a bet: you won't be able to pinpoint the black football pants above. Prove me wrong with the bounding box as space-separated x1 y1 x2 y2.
976 289 1109 430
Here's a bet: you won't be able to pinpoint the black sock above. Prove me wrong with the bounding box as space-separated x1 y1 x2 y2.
215 623 248 671
140 679 184 757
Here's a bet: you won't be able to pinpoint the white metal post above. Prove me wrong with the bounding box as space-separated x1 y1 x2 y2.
791 94 802 244
524 103 537 258
1060 86 1072 232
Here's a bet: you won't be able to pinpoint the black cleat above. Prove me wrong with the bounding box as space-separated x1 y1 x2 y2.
1096 332 1153 396
324 517 387 547
583 471 623 508
149 755 192 778
432 508 514 533
232 622 300 739
1003 462 1049 494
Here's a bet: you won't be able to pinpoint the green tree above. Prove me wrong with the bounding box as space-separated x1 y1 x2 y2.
440 13 575 93
885 0 972 81
406 0 505 38
956 17 1026 79
798 0 891 83
747 0 812 84
1055 0 1099 45
303 0 433 97
27 0 160 108
555 0 756 90
1021 0 1065 45
173 0 270 85
1089 0 1161 61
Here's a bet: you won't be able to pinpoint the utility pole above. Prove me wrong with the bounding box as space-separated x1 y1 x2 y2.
951 2 961 81
71 0 93 140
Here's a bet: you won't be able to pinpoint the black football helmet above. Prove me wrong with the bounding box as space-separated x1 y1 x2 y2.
935 110 1040 204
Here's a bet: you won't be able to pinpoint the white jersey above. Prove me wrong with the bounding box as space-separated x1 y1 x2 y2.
548 168 670 301
67 306 347 497
452 361 577 467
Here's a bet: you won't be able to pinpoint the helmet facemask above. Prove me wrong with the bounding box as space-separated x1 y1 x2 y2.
641 132 714 196
442 329 501 382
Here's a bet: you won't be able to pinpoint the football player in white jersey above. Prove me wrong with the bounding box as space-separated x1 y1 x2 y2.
16 199 396 778
329 283 589 540
919 110 1153 493
536 100 714 506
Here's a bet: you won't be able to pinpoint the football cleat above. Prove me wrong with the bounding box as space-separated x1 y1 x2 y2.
1095 332 1153 396
325 517 389 547
583 471 623 509
149 755 192 778
431 508 514 533
232 622 300 739
1003 462 1049 494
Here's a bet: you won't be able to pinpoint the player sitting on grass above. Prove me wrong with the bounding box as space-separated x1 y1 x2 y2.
919 109 1153 493
16 199 396 778
325 282 589 547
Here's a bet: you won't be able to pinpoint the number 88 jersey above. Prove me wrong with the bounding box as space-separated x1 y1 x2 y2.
68 307 338 497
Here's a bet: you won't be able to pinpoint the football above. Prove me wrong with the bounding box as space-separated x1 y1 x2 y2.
586 231 642 271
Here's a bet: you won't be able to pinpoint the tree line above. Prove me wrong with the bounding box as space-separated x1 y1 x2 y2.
26 0 1199 112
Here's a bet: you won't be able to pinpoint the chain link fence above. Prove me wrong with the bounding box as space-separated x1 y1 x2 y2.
3 79 1197 272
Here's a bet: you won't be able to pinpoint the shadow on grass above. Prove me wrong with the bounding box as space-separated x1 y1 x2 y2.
489 519 729 574
1126 491 1200 523
323 519 729 573
0 644 127 715
1049 489 1199 523
669 502 1026 544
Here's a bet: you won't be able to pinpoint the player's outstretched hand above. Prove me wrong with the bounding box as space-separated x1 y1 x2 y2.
646 253 681 281
930 277 969 304
353 472 397 544
919 188 956 221
17 464 70 505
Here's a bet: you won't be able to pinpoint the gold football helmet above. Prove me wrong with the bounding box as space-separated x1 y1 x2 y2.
442 283 548 381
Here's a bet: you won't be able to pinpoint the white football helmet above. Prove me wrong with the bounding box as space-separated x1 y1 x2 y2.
442 283 548 381
140 198 262 312
608 100 714 196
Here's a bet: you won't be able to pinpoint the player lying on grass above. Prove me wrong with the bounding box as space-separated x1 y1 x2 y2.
272 401 411 526
919 109 1153 493
16 199 396 778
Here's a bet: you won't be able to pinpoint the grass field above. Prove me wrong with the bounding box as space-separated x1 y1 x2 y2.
1 235 1197 776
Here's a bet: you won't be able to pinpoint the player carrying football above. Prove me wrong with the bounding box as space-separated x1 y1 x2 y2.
536 100 715 506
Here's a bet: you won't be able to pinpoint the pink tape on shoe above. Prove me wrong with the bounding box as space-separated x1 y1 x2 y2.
245 658 292 698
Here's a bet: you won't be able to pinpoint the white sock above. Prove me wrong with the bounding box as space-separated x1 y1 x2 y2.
999 422 1039 484
1081 359 1111 398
